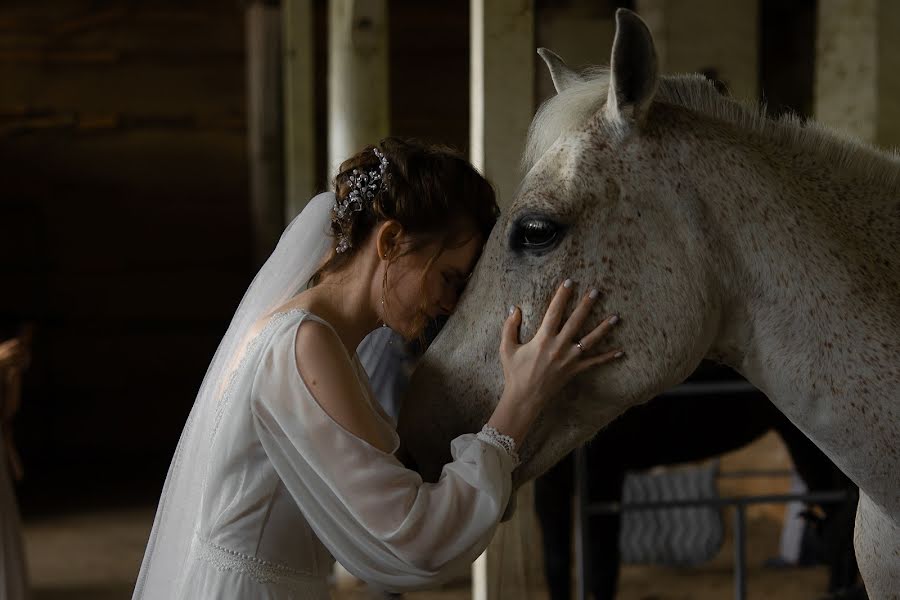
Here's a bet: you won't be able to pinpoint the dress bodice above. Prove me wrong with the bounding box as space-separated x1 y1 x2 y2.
135 309 514 599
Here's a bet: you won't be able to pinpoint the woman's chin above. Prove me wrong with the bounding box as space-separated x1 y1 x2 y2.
382 310 438 347
382 320 417 344
396 313 431 342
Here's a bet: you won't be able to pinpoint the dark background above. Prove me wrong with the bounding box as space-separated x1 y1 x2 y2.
0 0 815 513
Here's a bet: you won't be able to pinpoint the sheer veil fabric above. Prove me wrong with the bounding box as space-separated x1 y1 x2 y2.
133 193 335 597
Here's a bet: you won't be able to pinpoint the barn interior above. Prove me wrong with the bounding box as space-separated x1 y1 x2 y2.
1 1 893 599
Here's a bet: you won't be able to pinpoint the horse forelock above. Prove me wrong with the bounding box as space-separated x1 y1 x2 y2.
523 67 612 174
524 68 900 192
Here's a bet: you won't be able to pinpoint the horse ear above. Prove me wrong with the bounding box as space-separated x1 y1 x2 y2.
537 48 583 94
606 8 659 126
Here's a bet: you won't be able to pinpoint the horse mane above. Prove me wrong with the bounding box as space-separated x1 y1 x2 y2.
524 68 900 192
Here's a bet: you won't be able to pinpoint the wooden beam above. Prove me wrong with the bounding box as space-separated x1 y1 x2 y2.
283 0 317 220
469 4 538 594
327 0 389 181
326 4 388 582
469 0 535 209
473 481 544 600
246 1 285 263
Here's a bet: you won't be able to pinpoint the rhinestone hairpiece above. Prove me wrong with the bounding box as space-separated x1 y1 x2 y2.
334 147 390 253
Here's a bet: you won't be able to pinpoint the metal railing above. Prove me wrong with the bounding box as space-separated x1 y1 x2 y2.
572 380 850 600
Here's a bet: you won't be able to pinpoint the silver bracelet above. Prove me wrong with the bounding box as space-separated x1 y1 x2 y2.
477 425 520 467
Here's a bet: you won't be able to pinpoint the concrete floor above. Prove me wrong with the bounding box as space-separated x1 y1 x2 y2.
22 505 829 600
20 433 832 599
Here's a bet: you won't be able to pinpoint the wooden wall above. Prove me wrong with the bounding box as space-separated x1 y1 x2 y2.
0 1 252 509
0 0 471 510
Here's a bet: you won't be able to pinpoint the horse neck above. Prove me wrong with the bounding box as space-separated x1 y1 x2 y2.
701 129 900 512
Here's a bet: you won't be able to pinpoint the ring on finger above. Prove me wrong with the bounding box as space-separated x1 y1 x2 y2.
575 340 586 352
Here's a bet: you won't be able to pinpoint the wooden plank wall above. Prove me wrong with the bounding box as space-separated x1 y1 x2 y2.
0 0 470 509
0 1 253 509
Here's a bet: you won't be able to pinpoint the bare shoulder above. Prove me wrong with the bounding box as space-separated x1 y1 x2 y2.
293 319 394 452
293 318 356 394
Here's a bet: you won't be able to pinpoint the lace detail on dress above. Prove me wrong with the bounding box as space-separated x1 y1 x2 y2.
202 310 303 505
212 310 300 439
193 535 324 590
477 425 520 467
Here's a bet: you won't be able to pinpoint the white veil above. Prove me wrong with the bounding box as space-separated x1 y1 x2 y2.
133 192 336 598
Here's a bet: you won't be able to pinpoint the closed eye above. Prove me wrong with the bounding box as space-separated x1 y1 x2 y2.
510 215 565 254
443 271 469 295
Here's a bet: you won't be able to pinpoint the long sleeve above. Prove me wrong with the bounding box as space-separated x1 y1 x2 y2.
250 319 514 592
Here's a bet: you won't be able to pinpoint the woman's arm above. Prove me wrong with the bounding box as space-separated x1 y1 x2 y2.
253 282 621 591
252 319 512 590
293 320 397 453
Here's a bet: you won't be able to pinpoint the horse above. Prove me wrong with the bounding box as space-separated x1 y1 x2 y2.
398 9 899 596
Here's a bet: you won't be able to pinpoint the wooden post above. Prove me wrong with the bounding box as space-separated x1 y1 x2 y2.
282 0 317 220
473 481 545 600
469 0 535 209
328 0 389 182
814 0 900 147
637 0 760 100
327 1 388 588
470 2 540 597
246 1 285 263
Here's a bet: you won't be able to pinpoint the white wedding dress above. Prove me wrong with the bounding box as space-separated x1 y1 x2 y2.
133 193 515 599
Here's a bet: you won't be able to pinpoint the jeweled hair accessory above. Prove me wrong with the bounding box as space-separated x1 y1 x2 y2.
334 147 390 253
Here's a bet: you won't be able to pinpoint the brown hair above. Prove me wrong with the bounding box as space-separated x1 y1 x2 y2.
309 137 499 337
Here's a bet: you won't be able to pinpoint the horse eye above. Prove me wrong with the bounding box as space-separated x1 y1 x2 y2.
511 216 563 253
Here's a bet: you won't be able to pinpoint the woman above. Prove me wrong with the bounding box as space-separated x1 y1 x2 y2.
133 138 623 599
1 334 29 600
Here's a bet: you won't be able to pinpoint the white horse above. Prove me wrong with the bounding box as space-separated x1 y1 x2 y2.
399 9 899 596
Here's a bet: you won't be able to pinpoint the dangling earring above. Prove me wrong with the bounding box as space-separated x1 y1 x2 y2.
381 290 394 346
380 252 389 329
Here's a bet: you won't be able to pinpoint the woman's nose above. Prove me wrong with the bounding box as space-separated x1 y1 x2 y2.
446 290 464 312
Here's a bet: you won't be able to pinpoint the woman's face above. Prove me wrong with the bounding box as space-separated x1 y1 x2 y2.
383 233 483 340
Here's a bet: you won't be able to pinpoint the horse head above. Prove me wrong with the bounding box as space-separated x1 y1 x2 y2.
400 9 748 485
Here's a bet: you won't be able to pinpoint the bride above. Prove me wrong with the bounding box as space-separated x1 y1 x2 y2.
133 138 623 599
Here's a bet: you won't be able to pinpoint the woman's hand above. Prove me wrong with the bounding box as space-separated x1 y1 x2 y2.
501 278 622 408
486 279 623 448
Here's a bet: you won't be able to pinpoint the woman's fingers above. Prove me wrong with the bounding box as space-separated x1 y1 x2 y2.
500 305 521 354
575 314 620 352
558 288 600 343
538 279 575 336
572 348 625 375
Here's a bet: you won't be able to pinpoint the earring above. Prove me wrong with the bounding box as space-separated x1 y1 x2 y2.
381 292 393 346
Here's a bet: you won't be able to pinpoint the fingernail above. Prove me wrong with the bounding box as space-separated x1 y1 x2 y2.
614 350 625 358
563 279 573 288
608 314 620 325
508 305 516 316
589 288 599 300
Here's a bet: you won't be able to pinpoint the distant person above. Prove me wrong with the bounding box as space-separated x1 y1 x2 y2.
0 334 29 600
